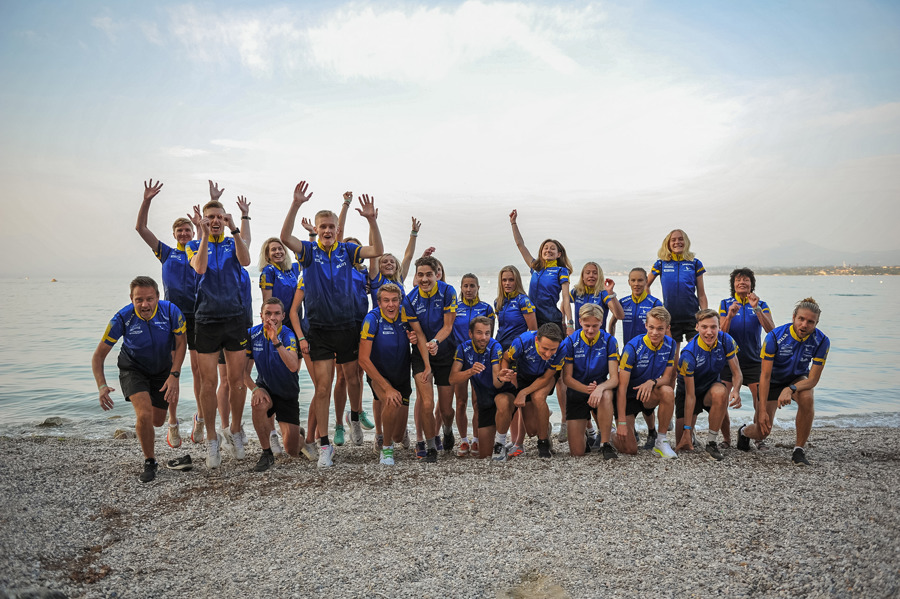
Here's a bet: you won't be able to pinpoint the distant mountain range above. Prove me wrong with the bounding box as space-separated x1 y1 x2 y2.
712 241 900 269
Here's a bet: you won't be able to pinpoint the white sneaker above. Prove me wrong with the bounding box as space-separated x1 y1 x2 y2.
238 424 248 446
219 428 235 456
350 420 364 446
558 423 568 443
207 439 222 468
380 448 395 465
301 442 317 462
318 444 335 468
653 439 678 459
231 429 246 460
401 428 411 449
270 431 284 456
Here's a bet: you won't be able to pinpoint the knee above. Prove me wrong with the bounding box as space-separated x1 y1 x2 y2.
659 386 674 405
795 390 814 410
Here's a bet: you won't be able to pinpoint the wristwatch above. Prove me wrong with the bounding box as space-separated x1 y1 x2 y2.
170 371 180 378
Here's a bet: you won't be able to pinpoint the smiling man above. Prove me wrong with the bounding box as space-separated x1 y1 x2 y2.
91 276 187 483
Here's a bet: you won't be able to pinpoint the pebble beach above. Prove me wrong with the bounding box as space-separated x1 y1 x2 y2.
1 427 899 598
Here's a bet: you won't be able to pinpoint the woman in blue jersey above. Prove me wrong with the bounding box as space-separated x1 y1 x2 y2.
647 229 707 359
570 262 624 330
258 238 298 327
451 274 496 456
736 298 829 466
494 266 538 350
718 268 775 448
135 179 200 449
368 217 421 304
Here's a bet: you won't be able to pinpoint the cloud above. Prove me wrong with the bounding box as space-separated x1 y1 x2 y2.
210 139 260 150
91 15 122 42
163 146 208 158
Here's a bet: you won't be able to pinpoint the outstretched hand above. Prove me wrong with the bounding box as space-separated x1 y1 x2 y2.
604 278 616 293
144 179 163 202
411 217 422 232
236 195 251 215
509 209 518 225
99 386 115 411
293 181 312 206
208 180 225 201
356 194 377 219
301 217 316 235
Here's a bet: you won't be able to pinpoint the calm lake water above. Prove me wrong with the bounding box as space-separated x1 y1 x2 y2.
1 274 897 439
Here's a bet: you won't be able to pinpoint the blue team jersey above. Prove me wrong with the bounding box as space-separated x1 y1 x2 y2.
561 329 619 384
294 240 363 328
351 266 370 323
495 293 535 349
454 339 503 406
504 331 564 378
651 255 706 323
619 334 676 386
452 298 496 346
360 307 416 384
619 291 663 342
762 323 830 383
528 260 569 324
103 300 186 376
719 296 770 364
155 240 199 316
569 288 614 329
260 264 299 319
406 281 457 353
678 331 739 389
186 235 246 323
246 324 299 398
369 272 405 306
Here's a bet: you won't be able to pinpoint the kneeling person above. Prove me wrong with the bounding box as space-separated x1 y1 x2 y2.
92 276 187 483
674 309 742 460
358 284 432 465
245 298 304 472
449 317 509 460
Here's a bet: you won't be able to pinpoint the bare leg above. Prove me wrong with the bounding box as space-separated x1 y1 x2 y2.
311 360 336 440
454 381 468 441
794 390 815 447
567 419 587 456
216 362 230 429
223 350 248 435
130 392 167 459
197 352 220 441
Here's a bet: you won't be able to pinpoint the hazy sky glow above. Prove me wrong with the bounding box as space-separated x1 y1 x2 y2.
2 0 899 278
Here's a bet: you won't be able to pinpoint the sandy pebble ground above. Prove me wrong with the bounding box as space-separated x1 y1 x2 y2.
1 427 899 598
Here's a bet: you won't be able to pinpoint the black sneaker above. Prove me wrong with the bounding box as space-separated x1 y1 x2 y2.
424 448 438 463
642 433 658 451
442 430 455 453
165 455 193 471
736 425 751 452
792 447 810 466
537 439 552 458
253 452 275 472
705 441 724 462
493 442 502 455
139 459 158 483
601 443 618 460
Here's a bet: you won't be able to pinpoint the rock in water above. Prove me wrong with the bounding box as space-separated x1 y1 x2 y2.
37 417 64 428
113 429 136 440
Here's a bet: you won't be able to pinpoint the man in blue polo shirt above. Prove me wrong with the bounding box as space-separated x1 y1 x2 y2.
617 306 678 458
92 276 187 483
244 298 304 472
187 181 252 469
450 316 510 460
280 180 384 468
674 309 742 460
736 298 830 466
358 283 432 465
499 324 564 458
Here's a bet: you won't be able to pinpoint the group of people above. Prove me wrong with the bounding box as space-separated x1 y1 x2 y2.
91 179 830 482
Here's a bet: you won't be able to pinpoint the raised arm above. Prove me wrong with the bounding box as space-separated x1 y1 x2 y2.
399 217 421 282
226 211 251 267
280 181 313 254
338 191 352 238
135 179 163 250
605 279 624 321
509 210 534 267
190 205 210 275
236 196 252 246
356 194 384 259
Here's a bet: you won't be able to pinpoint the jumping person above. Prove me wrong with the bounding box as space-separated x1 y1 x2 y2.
92 276 186 482
279 181 383 468
560 304 619 459
736 298 830 466
358 283 432 465
674 309 742 460
187 181 252 468
616 306 678 458
135 179 199 448
244 298 305 472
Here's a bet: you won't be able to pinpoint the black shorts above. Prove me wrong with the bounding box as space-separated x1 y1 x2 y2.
766 377 805 403
565 389 597 421
411 350 453 387
477 403 497 429
675 378 719 419
184 316 197 351
119 368 170 411
367 374 412 406
721 357 761 386
195 319 249 354
513 372 555 403
669 320 697 343
614 388 656 418
307 325 360 364
259 384 301 426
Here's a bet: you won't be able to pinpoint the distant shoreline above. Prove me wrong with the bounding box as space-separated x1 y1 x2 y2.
703 265 900 276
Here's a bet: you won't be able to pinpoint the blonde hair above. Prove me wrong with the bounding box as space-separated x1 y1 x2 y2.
531 239 573 272
379 253 401 283
377 282 403 302
657 229 695 261
573 261 604 298
578 303 604 322
495 265 527 311
202 200 224 214
695 308 719 323
258 237 292 272
793 297 821 318
315 210 338 224
646 306 671 325
171 217 193 232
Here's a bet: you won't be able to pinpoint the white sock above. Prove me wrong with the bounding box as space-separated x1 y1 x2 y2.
655 435 667 447
496 433 507 445
472 437 478 445
586 423 596 434
708 430 719 444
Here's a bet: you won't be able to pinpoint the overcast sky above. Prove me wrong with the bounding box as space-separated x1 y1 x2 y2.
2 0 899 278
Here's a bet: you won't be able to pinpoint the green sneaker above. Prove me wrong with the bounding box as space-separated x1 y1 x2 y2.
380 447 395 465
359 410 375 430
334 425 345 446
